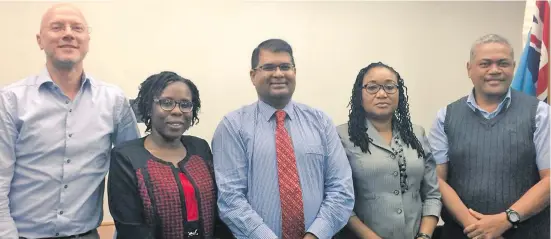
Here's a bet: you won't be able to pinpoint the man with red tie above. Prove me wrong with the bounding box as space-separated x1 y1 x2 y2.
212 39 355 239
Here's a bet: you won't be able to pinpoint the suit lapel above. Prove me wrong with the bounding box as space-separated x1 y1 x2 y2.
365 119 393 153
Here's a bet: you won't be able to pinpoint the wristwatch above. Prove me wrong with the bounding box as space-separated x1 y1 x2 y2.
505 208 521 229
416 232 431 239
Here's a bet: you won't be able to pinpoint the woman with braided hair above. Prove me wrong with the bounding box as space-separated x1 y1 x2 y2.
335 62 442 239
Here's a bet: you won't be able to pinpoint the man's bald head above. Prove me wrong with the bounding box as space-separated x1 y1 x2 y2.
36 3 90 70
39 3 88 33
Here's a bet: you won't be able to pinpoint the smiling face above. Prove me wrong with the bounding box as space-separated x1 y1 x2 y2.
36 4 90 69
250 49 296 108
467 42 515 98
361 66 400 120
150 81 193 142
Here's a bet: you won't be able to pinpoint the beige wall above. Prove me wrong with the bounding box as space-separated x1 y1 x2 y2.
0 0 524 224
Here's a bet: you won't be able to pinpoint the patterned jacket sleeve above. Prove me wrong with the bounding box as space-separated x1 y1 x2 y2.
108 147 155 239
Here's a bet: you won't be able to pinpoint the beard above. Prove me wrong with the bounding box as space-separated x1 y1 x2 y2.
46 50 84 70
52 59 76 70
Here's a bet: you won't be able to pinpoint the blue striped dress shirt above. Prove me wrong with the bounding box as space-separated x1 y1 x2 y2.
0 68 140 238
212 100 354 239
428 89 550 169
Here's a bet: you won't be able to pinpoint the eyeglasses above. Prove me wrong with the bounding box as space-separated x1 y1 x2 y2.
154 98 193 113
362 83 399 95
254 63 294 72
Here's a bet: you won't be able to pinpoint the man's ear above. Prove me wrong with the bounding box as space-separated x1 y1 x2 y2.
466 61 471 79
36 33 44 50
250 69 256 85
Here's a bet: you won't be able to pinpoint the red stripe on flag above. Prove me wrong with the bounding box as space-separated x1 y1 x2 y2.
535 1 549 101
531 34 542 49
537 64 549 95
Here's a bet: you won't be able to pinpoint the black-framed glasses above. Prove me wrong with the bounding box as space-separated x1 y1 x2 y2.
254 63 295 72
154 98 193 113
362 83 398 95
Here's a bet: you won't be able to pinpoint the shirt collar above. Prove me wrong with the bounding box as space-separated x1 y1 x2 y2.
37 67 92 91
364 118 400 152
258 100 296 122
364 118 400 136
466 88 512 112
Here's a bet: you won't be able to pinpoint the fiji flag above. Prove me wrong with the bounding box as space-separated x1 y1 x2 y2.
512 0 550 103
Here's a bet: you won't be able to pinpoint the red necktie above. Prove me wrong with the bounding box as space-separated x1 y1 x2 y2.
275 110 305 239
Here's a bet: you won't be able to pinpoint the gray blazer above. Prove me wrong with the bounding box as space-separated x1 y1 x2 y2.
335 120 442 239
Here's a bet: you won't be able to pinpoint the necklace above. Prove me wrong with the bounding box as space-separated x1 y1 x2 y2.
391 136 409 194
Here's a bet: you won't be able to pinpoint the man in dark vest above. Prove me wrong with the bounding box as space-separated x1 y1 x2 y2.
428 33 550 239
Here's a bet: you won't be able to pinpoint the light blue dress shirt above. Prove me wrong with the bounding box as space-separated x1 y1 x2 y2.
428 89 550 170
0 68 140 238
212 100 355 239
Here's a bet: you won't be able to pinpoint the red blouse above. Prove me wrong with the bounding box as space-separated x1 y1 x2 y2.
179 172 198 222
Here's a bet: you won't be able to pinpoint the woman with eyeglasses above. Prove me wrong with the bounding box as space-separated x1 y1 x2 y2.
107 71 233 239
335 62 442 239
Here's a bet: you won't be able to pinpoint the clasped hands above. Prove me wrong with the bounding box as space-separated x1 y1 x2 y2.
463 208 513 239
303 232 318 239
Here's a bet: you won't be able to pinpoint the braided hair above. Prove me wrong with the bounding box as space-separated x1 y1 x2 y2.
347 62 424 157
134 71 201 133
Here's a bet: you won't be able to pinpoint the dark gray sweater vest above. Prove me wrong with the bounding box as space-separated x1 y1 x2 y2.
441 90 549 239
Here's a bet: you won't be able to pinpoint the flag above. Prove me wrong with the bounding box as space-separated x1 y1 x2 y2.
512 0 550 103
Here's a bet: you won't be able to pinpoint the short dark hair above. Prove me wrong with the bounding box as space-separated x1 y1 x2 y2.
133 71 201 133
251 39 295 69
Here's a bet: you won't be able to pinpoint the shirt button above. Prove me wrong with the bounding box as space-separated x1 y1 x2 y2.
68 134 73 137
59 211 63 215
66 159 71 163
394 190 400 195
397 208 402 214
69 109 72 113
393 171 399 176
390 154 396 159
55 233 59 236
64 185 68 189
65 100 69 104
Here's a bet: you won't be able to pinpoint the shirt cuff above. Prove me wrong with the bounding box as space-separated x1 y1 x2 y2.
422 198 443 217
250 223 278 239
307 218 333 239
434 156 449 165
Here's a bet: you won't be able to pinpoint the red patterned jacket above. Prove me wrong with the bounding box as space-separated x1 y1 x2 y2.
108 136 234 239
